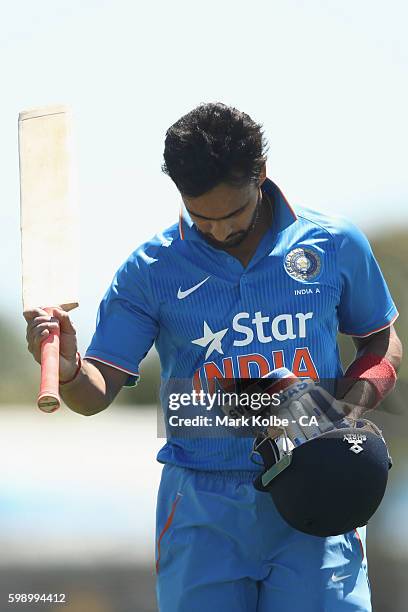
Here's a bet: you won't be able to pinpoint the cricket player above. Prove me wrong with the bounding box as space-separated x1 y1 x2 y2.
24 102 402 611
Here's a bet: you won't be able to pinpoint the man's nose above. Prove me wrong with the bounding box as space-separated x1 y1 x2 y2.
207 222 233 242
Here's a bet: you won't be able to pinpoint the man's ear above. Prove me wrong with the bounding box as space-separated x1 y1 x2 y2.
258 161 267 185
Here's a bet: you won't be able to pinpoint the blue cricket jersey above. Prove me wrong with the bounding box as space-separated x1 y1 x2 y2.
85 178 398 471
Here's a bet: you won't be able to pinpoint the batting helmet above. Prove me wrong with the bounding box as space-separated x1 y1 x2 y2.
253 419 392 537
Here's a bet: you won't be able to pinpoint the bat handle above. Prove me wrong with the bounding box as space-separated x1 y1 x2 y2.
38 308 60 412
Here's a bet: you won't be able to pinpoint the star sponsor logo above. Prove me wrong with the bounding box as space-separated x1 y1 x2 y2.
230 311 313 346
191 311 315 357
192 321 229 359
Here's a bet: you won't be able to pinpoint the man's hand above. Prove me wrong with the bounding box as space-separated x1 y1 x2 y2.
221 369 350 445
338 325 403 417
24 307 79 382
24 308 130 416
337 379 377 420
266 376 349 444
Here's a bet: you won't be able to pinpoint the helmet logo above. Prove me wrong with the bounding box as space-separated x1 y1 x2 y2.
343 433 367 454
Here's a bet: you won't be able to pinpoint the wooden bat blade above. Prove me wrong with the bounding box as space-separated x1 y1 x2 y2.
19 106 79 312
19 105 79 412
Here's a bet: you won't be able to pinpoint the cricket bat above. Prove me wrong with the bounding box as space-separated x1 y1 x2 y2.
19 106 79 413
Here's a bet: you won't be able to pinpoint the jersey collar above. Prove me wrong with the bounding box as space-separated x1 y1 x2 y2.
178 178 297 241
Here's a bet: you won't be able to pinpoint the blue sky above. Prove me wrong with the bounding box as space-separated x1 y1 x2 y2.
1 0 407 347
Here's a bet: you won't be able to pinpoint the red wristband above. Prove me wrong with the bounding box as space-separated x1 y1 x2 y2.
344 353 397 405
59 352 82 385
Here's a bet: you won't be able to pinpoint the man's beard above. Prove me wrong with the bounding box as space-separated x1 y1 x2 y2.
199 193 263 249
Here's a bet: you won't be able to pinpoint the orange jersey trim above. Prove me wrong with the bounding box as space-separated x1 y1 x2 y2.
354 528 365 561
341 312 399 338
156 493 182 574
84 355 139 377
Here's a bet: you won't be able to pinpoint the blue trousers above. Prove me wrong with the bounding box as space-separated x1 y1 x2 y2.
155 464 371 612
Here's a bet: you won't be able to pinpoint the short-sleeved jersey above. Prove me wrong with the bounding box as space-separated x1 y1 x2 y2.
85 178 398 470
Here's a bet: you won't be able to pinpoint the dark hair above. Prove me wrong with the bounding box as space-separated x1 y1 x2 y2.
162 102 269 197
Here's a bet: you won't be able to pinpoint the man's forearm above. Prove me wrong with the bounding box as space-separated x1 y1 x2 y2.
339 326 403 417
354 327 403 373
59 359 112 416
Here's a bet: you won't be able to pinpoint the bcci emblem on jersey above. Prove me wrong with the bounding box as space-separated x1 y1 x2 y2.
284 247 322 282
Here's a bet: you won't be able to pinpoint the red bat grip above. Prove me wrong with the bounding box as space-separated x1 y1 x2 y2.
38 315 61 412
